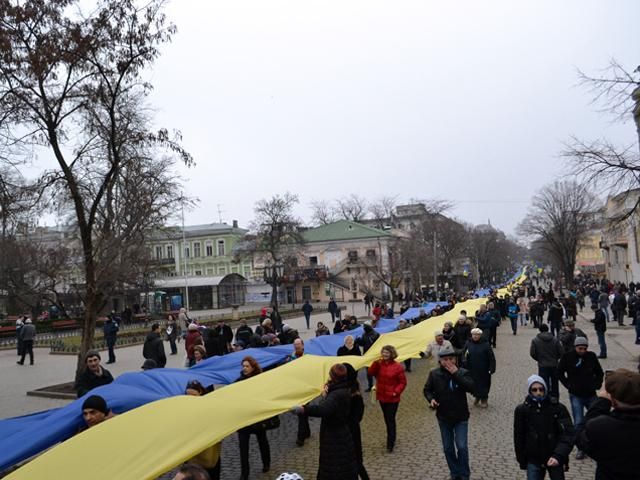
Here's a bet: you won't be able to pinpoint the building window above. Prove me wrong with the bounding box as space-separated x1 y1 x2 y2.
309 256 318 266
348 251 358 263
193 242 201 258
195 270 202 276
231 266 238 274
155 246 163 259
167 245 174 258
243 266 252 278
217 240 225 256
366 249 376 257
184 246 190 258
206 243 213 257
218 266 226 275
302 286 312 301
206 268 214 275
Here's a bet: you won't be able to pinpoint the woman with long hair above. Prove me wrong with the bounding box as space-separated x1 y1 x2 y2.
236 356 270 479
367 345 407 452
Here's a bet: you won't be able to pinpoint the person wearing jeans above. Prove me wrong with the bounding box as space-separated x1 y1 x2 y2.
591 304 608 359
557 336 603 460
368 345 407 452
514 375 574 480
424 344 475 480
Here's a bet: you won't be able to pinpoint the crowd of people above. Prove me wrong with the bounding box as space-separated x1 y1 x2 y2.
10 270 640 480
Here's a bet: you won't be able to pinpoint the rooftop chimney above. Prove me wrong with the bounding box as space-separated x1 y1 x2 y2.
232 219 238 228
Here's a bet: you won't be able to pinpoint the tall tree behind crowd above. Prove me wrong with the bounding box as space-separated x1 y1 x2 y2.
0 0 192 377
518 181 597 287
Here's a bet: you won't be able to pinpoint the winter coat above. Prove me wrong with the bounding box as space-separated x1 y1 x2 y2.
530 332 563 368
315 326 330 336
507 303 519 319
75 367 114 398
204 329 226 357
166 320 179 340
557 350 603 398
103 320 119 343
19 323 36 342
305 381 358 480
513 396 574 468
347 393 366 472
302 303 314 316
337 345 362 356
368 359 407 403
442 328 456 344
547 303 564 324
328 300 338 313
356 328 380 353
423 366 475 424
215 325 233 351
235 325 253 344
451 322 471 350
598 292 610 308
612 292 627 312
185 330 204 360
463 339 496 398
475 311 495 333
592 309 607 333
558 327 588 353
143 331 166 367
576 398 640 480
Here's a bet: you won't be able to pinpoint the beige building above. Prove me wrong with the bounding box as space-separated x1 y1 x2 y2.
600 190 640 284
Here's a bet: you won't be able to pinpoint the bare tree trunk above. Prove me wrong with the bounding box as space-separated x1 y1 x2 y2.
633 86 640 153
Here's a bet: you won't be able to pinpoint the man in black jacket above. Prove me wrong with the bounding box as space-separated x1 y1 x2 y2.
557 336 603 460
75 351 114 397
513 375 574 479
611 289 627 326
143 323 167 368
547 299 564 338
591 303 607 358
557 320 587 354
576 368 640 480
424 344 475 480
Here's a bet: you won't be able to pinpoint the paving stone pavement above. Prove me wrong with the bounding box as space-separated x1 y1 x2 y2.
2 303 637 480
157 314 636 480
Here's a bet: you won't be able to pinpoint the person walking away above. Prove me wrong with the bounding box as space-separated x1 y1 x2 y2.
487 302 501 348
236 356 271 479
612 288 627 326
557 320 587 354
166 314 179 355
291 364 358 480
557 336 603 460
507 298 520 335
547 299 564 338
576 368 640 480
463 328 496 408
143 323 167 368
367 345 407 452
16 318 36 366
530 324 563 400
356 322 380 391
178 307 191 330
424 344 475 480
328 297 338 323
103 314 119 364
301 300 314 330
590 304 607 359
514 375 574 480
343 363 369 480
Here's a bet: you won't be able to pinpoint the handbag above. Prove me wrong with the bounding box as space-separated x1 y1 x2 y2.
261 415 280 430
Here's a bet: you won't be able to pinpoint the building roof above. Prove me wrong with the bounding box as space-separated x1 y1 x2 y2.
151 222 248 240
153 274 246 289
302 220 390 243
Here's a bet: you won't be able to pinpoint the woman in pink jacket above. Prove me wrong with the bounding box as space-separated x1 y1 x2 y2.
367 345 407 452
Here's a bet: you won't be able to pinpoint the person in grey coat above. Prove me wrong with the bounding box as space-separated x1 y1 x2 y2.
530 324 564 400
16 318 36 365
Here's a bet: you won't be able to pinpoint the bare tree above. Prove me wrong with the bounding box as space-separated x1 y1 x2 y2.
243 193 305 306
309 199 338 226
565 60 640 218
335 194 368 222
518 181 598 287
0 0 192 377
368 195 397 229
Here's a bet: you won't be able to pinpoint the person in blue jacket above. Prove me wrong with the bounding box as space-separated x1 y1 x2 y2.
507 298 520 335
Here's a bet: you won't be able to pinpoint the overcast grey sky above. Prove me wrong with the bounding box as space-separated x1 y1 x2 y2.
146 0 640 235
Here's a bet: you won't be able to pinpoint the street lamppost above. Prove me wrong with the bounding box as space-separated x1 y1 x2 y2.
264 262 284 313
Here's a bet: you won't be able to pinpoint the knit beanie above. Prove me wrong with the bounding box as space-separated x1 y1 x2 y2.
82 395 108 415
